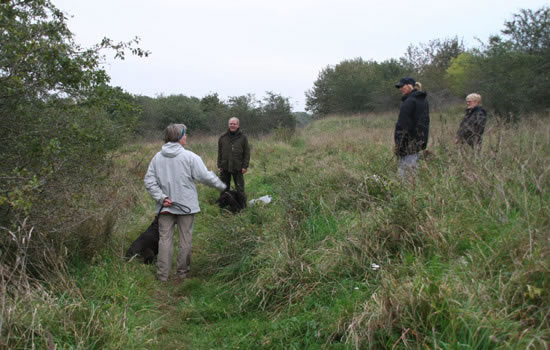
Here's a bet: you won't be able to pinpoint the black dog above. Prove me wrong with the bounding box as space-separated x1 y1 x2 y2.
216 190 246 213
125 215 160 264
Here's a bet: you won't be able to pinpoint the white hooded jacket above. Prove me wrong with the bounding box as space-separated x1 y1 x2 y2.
144 142 226 214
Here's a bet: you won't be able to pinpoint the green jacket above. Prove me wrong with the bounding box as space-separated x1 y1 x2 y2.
217 129 250 172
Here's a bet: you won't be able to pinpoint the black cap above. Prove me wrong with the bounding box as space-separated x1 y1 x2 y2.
395 77 416 88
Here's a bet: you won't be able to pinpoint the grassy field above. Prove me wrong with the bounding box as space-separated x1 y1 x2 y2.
3 111 548 349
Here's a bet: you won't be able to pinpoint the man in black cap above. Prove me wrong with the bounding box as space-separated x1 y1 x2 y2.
394 77 430 180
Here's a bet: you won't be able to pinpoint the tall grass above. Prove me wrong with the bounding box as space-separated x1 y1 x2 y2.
1 111 548 348
190 112 548 348
0 141 163 349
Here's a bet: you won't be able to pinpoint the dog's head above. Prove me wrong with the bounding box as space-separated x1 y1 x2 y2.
142 248 156 264
217 190 244 213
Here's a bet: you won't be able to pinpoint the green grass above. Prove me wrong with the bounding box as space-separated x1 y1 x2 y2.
2 112 548 349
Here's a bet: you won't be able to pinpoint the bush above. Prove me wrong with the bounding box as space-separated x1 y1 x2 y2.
0 0 145 278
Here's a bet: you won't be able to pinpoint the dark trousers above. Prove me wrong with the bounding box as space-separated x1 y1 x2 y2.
220 170 246 207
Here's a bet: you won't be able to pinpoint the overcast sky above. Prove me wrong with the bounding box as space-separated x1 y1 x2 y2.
50 0 549 111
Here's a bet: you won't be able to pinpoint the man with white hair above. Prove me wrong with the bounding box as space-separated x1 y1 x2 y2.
217 117 250 209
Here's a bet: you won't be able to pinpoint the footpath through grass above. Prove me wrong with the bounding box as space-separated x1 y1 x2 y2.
64 113 549 348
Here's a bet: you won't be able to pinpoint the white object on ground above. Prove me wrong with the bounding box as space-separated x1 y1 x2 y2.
248 195 272 205
371 263 380 271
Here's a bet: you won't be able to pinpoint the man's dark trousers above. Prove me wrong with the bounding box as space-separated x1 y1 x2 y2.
220 170 246 208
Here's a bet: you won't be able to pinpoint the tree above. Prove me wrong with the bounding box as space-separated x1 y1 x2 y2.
305 58 377 115
402 37 464 74
154 94 203 131
502 7 550 54
305 58 408 116
200 93 231 132
476 37 547 120
228 94 263 134
0 0 147 265
401 37 465 109
261 92 296 131
305 65 337 115
369 59 410 111
445 52 476 96
446 6 550 120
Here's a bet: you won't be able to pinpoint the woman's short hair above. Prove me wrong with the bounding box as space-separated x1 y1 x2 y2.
414 82 422 91
466 93 482 104
164 123 187 143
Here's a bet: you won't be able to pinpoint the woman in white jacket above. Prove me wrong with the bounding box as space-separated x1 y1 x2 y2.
144 123 226 281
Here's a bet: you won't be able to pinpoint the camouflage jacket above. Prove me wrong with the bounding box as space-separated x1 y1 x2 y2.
457 106 487 146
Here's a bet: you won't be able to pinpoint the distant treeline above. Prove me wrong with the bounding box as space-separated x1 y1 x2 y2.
135 92 297 138
306 6 550 121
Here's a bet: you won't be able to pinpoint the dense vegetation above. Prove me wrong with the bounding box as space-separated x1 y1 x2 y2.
1 1 548 348
136 92 296 138
0 0 149 276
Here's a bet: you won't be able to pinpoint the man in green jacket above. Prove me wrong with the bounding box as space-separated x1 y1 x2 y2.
218 117 250 209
